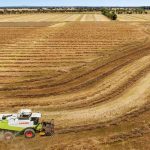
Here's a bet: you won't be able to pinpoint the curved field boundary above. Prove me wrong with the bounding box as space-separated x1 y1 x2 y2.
44 69 150 129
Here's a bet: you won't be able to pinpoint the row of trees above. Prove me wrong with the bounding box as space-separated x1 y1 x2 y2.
0 8 101 14
0 7 149 15
101 9 117 20
0 9 34 14
113 8 148 14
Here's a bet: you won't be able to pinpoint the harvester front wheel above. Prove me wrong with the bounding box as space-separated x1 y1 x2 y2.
24 129 35 138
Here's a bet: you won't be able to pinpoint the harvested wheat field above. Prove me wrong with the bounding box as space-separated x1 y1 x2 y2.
0 14 150 149
0 13 110 22
117 14 150 21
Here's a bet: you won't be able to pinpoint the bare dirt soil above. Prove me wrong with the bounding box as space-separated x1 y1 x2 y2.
0 19 149 149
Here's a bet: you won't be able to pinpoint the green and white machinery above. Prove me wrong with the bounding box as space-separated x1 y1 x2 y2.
0 109 54 140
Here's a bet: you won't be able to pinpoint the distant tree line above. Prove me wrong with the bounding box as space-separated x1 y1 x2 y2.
112 8 148 14
0 7 149 15
101 8 117 20
0 7 101 14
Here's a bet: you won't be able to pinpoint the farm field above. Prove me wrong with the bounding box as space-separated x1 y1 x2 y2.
0 13 110 22
117 14 150 21
0 14 149 149
0 13 150 22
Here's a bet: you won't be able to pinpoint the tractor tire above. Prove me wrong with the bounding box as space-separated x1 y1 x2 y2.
24 129 35 138
4 132 14 141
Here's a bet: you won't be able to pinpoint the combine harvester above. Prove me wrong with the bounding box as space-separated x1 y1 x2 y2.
0 109 54 140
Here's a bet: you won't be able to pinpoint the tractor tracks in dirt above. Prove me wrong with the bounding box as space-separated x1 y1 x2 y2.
0 37 149 98
0 23 150 141
102 123 150 144
0 45 150 115
56 102 150 134
41 69 150 130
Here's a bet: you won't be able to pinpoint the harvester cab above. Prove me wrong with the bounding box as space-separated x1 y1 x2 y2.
0 109 54 140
